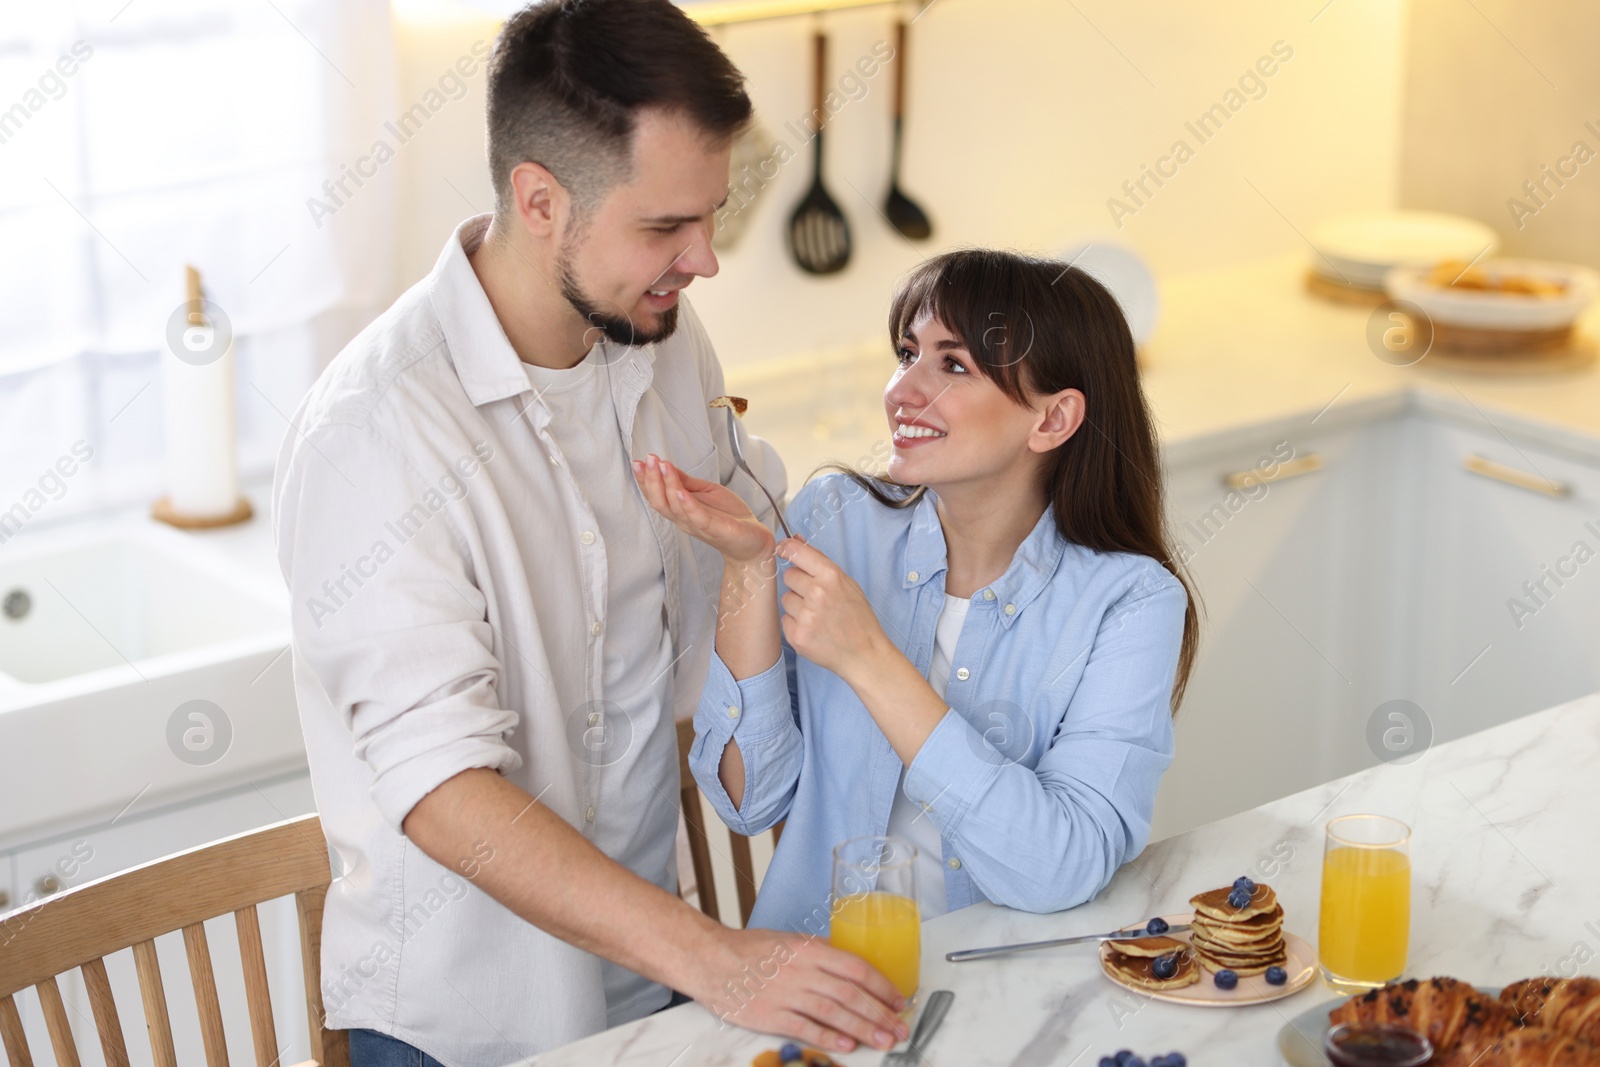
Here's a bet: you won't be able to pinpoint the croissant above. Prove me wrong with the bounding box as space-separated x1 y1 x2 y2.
1445 1028 1600 1067
1329 978 1600 1067
1503 978 1600 1045
1329 977 1527 1052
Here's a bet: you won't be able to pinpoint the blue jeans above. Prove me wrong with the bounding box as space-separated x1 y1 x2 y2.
347 994 692 1067
348 1029 448 1067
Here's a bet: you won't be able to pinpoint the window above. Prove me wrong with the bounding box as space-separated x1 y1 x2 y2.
0 0 398 522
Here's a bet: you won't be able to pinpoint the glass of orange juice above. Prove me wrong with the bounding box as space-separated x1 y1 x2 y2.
829 835 920 1003
1318 814 1411 993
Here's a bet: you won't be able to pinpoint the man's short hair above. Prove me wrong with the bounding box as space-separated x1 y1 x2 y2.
486 0 752 223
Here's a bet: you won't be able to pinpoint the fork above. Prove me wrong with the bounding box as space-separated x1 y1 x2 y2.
882 989 954 1067
723 405 793 539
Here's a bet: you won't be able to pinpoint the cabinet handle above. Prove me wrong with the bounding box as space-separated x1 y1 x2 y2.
34 874 62 897
1222 453 1323 490
1462 454 1570 497
0 890 9 910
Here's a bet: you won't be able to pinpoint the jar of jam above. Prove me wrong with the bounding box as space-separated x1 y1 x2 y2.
1324 1022 1434 1067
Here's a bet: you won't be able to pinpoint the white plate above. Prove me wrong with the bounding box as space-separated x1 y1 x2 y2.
1276 984 1502 1066
1098 912 1316 1007
1309 211 1498 287
1385 259 1599 330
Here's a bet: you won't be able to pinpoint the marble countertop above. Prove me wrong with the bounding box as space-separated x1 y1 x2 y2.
523 689 1600 1066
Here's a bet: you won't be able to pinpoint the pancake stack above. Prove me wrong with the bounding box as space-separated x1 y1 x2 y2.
1102 935 1199 991
1186 881 1287 976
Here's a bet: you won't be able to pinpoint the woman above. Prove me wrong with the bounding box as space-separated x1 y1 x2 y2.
633 249 1198 933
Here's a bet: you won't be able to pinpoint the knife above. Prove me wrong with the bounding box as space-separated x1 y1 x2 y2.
882 989 954 1067
945 924 1192 963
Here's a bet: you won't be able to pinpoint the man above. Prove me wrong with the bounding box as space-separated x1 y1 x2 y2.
272 2 907 1065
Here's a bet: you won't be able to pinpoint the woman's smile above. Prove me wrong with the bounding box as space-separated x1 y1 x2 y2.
892 417 948 447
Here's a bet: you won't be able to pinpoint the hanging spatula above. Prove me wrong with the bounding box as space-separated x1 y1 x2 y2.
788 31 851 275
884 18 932 240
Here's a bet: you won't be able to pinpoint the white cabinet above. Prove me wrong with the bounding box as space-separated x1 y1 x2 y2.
1154 413 1404 838
3 772 318 1067
9 774 314 903
1405 413 1600 743
1150 403 1600 841
0 850 14 915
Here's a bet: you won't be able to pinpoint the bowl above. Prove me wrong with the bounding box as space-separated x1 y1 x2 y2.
1323 1022 1433 1067
1385 258 1599 331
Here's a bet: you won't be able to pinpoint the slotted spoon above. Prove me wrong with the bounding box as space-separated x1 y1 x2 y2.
787 32 851 274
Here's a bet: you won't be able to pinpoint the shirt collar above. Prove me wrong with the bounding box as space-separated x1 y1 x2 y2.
902 490 1067 627
427 213 657 411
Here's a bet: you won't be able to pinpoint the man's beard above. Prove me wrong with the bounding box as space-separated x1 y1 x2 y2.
557 253 678 348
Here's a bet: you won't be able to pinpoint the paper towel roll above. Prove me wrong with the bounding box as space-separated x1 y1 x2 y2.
160 319 241 521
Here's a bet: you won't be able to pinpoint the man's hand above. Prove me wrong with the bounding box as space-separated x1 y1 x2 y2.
402 769 908 1054
684 926 910 1054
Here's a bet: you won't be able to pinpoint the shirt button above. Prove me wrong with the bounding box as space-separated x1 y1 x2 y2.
955 667 970 681
585 806 595 822
1004 603 1016 615
727 705 740 718
587 711 602 726
906 570 919 583
947 857 961 870
983 589 996 601
591 621 603 636
580 531 595 545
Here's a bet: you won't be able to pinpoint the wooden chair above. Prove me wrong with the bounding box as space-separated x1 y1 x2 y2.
0 814 346 1067
676 719 783 928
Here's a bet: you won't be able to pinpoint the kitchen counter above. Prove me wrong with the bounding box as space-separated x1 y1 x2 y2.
19 250 1600 583
726 252 1600 492
521 688 1600 1066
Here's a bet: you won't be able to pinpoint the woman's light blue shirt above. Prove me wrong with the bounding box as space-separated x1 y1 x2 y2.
690 472 1187 935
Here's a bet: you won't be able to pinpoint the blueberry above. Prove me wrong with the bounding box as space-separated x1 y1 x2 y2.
1114 1051 1135 1066
1265 965 1287 986
1099 1059 1118 1067
1214 968 1238 990
1227 887 1250 909
1145 916 1170 935
779 1043 802 1063
1150 1057 1171 1067
1126 1059 1147 1067
1166 1055 1187 1067
1233 875 1255 891
1151 953 1179 980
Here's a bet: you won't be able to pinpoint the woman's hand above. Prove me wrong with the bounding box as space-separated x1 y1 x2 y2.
633 453 776 565
775 536 891 683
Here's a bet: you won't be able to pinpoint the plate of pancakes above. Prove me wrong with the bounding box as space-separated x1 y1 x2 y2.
1098 880 1316 1006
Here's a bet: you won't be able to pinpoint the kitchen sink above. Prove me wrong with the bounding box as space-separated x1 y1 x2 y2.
0 524 303 845
0 528 286 686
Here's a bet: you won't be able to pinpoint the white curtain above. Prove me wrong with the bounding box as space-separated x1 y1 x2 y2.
0 0 399 522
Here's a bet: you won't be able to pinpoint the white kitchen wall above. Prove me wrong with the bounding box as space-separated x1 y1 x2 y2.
389 0 1409 370
1400 0 1600 270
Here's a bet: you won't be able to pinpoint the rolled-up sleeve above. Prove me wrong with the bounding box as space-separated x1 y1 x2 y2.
277 420 521 830
690 631 804 835
686 476 820 835
902 568 1186 913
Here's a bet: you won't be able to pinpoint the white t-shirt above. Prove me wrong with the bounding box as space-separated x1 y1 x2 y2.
885 592 970 918
523 348 675 1021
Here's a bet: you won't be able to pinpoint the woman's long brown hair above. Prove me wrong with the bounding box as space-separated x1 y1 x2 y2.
818 248 1200 713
